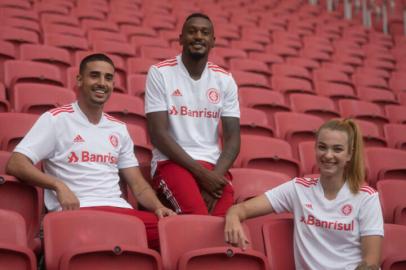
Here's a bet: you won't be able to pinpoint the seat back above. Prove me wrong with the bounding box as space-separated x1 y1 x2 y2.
262 218 295 270
377 180 406 225
159 215 268 270
0 209 37 270
44 210 160 270
0 112 38 151
381 224 406 270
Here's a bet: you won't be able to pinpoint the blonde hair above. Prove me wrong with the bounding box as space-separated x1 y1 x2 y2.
316 119 365 194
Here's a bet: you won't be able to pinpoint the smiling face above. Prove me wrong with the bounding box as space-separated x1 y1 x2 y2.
180 16 215 60
316 128 352 179
77 60 114 108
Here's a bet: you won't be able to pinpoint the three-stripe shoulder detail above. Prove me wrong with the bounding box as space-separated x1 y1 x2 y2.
49 104 74 116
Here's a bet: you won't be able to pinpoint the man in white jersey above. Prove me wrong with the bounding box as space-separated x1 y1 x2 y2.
6 53 175 249
145 13 240 216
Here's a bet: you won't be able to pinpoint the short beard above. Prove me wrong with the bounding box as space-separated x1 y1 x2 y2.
188 51 206 61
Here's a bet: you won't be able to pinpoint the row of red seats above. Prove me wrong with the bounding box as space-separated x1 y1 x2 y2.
1 174 406 270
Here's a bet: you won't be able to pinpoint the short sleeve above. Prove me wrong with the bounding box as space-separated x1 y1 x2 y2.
117 126 139 169
221 75 240 118
359 193 384 237
145 65 168 113
14 112 57 164
265 180 295 213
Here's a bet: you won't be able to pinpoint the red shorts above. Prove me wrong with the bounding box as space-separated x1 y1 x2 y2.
81 206 159 250
152 160 234 216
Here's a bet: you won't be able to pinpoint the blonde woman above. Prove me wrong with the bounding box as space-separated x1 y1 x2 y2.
225 119 383 270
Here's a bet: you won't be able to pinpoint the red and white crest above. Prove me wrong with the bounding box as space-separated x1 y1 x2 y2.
109 134 119 148
341 204 353 216
206 88 220 104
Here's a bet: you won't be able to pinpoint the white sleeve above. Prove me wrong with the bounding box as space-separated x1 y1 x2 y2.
117 126 139 169
265 180 295 213
221 75 240 118
145 65 167 113
359 193 384 237
14 112 58 164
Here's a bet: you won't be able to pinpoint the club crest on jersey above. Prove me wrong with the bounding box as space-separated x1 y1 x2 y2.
341 204 353 216
206 88 220 104
109 134 119 148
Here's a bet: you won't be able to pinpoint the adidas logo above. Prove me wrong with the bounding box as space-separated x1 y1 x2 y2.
73 135 85 143
171 89 182 96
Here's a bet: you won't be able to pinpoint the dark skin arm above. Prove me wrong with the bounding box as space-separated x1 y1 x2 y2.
147 112 240 198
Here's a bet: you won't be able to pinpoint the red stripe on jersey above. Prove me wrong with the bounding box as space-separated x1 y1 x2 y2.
360 186 376 195
209 68 230 75
155 58 177 68
104 113 125 124
50 105 74 116
156 62 178 68
295 178 318 188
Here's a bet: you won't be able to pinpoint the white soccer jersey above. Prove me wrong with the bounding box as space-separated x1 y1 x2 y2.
14 102 138 211
265 177 384 270
145 55 240 173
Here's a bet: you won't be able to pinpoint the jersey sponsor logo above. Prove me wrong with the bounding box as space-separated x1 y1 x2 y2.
171 89 183 96
168 105 220 119
341 204 353 216
73 134 85 143
301 214 354 231
68 151 118 164
109 134 119 148
206 88 220 104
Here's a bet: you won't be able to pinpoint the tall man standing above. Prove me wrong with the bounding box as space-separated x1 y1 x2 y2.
145 13 240 216
7 53 175 249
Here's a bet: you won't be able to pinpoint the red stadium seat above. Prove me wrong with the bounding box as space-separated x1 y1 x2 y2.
262 218 295 270
289 93 340 121
44 33 89 54
385 105 406 124
338 99 389 135
44 210 162 270
229 59 270 75
231 40 265 53
212 47 248 61
272 76 314 97
274 112 324 159
127 57 156 75
41 13 80 28
42 23 86 37
0 26 39 48
127 74 147 97
88 30 127 43
232 71 270 89
286 57 320 71
384 124 406 150
230 168 288 203
0 82 10 112
0 209 37 270
356 87 398 107
238 88 290 128
239 107 274 137
104 93 146 130
236 135 301 178
272 63 312 82
140 47 178 61
377 180 406 225
11 83 76 114
81 19 119 32
354 119 387 148
4 60 64 94
92 40 135 59
248 52 284 66
0 113 38 151
159 215 268 270
389 71 406 93
0 174 43 254
381 224 406 270
365 147 406 188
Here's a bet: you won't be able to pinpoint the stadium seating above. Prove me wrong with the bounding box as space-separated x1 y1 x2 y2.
239 107 274 137
158 215 269 270
0 174 43 254
236 135 301 178
230 168 288 203
377 180 406 225
0 113 38 151
289 93 340 121
44 210 162 270
381 224 406 270
384 124 406 150
365 147 406 187
262 218 295 270
0 209 37 270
